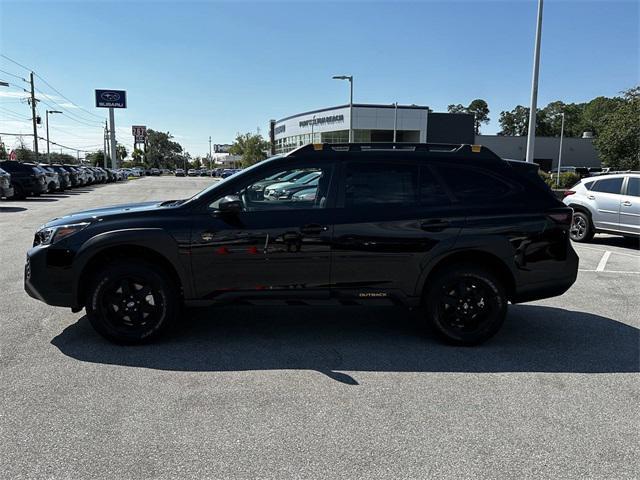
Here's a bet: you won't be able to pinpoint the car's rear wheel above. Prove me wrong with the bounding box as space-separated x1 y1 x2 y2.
86 261 179 344
11 184 25 200
570 211 594 242
424 266 507 346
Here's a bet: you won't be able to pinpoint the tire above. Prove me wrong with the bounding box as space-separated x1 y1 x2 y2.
11 184 26 200
85 261 179 344
570 211 594 242
424 265 507 346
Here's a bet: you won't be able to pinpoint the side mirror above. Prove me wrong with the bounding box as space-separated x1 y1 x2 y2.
218 195 243 214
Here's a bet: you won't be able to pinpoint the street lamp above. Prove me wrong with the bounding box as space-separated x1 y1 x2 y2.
556 112 565 187
311 115 316 144
525 0 544 163
332 75 353 143
46 110 62 164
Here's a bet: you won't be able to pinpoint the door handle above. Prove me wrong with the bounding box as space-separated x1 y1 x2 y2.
622 201 632 207
300 224 328 235
587 195 596 200
420 219 450 232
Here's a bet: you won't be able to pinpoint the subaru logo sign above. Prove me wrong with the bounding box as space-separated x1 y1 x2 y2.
95 89 127 109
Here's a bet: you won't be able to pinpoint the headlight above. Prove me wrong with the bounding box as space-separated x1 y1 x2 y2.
34 222 89 246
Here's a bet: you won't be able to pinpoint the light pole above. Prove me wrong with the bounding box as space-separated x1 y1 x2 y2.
311 114 316 144
332 75 353 143
556 112 565 187
45 110 62 164
525 0 544 163
393 102 398 143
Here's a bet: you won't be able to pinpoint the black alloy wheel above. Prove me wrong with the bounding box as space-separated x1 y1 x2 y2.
86 261 178 344
425 266 507 345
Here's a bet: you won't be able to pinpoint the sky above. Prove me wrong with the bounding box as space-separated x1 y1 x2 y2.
0 0 638 159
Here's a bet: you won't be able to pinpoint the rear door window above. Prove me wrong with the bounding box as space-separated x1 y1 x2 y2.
344 162 418 207
419 166 451 207
591 177 623 195
433 164 515 203
626 177 639 197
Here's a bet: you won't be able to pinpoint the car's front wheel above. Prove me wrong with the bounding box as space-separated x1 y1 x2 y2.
86 261 179 344
569 211 594 242
424 265 507 346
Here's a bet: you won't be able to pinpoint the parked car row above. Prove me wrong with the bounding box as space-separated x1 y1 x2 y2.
0 161 129 200
181 168 241 178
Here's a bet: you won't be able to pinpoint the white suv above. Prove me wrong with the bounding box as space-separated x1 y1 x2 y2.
563 173 640 242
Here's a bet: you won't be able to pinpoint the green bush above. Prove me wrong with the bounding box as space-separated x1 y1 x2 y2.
539 171 580 189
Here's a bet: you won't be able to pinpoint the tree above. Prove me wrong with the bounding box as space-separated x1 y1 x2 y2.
131 148 144 166
86 150 107 166
229 132 270 167
0 140 7 160
594 86 640 171
447 99 490 134
146 129 183 169
498 105 530 136
467 99 490 135
116 143 127 162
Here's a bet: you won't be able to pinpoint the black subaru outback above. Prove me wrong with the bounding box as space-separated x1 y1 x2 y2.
25 143 578 345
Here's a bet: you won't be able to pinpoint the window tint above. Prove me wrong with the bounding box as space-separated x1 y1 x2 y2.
434 165 513 202
419 167 451 206
583 181 595 190
345 162 418 207
626 177 640 197
210 165 331 211
592 177 623 194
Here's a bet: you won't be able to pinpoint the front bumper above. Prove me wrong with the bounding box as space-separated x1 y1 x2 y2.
24 246 75 308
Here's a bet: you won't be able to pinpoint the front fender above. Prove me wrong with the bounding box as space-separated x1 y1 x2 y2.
72 228 193 306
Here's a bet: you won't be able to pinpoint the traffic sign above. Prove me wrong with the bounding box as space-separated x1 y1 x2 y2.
132 125 146 137
95 89 127 108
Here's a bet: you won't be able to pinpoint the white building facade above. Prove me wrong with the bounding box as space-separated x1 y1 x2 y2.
273 104 430 154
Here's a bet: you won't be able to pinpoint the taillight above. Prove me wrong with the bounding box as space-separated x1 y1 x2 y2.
547 208 573 225
563 190 576 197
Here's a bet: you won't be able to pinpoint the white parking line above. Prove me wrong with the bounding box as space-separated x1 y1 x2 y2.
579 269 640 274
595 250 612 272
574 244 640 259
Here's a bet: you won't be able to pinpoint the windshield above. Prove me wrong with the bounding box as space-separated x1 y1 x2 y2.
185 156 283 203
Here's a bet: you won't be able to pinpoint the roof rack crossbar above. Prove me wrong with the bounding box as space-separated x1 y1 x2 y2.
290 142 502 160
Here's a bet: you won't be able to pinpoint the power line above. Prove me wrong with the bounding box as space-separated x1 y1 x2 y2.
0 54 32 73
34 88 103 126
34 73 104 120
0 68 28 82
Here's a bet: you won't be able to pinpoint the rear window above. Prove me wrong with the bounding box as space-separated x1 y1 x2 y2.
345 162 418 206
591 177 623 194
433 164 514 203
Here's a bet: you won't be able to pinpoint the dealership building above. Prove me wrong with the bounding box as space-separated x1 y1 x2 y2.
269 103 600 170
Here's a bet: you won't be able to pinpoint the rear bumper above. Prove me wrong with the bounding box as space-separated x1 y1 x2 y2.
511 243 579 303
0 185 14 198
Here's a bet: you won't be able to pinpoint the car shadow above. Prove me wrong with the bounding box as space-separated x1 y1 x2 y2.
586 235 640 250
51 305 639 385
22 197 58 202
0 206 27 212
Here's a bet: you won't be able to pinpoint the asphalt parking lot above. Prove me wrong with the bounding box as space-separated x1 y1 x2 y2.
1 176 638 480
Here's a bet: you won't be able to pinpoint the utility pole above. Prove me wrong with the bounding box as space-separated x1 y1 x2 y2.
109 108 117 169
556 112 565 187
103 120 109 168
525 0 544 163
209 136 212 169
29 72 39 157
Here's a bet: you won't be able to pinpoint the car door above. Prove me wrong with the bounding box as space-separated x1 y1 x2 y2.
618 176 640 235
330 155 461 299
189 160 335 300
588 176 624 230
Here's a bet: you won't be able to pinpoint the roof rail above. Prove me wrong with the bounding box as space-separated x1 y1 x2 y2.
289 142 502 160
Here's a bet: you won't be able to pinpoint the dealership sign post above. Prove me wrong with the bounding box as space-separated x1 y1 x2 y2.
132 125 147 151
95 89 127 169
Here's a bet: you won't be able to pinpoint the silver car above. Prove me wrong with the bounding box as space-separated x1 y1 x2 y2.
563 173 640 241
